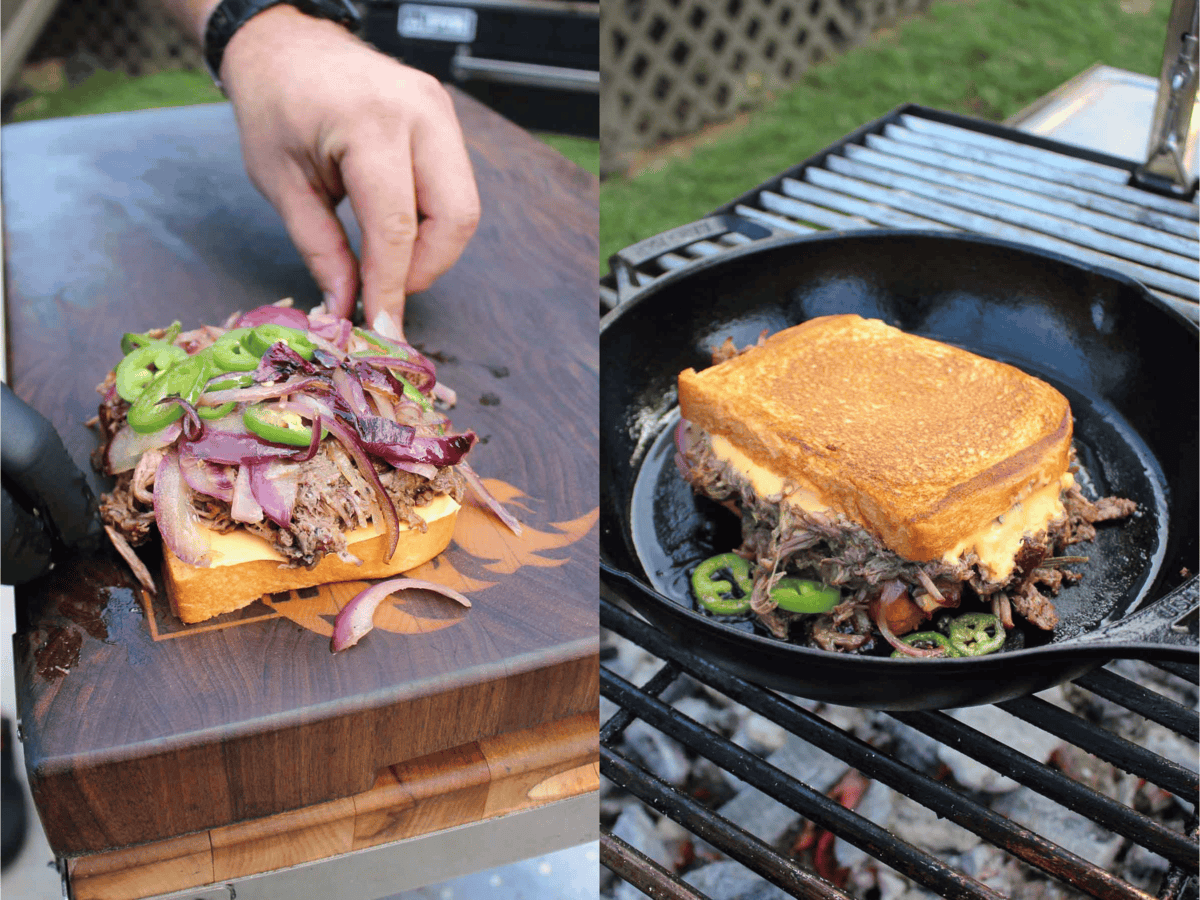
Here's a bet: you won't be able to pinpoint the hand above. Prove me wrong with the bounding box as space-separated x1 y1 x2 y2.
1 384 102 585
220 6 481 326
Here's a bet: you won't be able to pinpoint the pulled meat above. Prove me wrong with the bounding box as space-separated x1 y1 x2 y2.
98 438 464 568
680 428 1136 648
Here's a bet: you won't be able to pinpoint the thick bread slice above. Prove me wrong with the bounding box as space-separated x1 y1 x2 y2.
677 315 1072 562
164 495 460 624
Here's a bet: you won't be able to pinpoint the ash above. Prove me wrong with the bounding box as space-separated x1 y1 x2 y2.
601 630 1198 900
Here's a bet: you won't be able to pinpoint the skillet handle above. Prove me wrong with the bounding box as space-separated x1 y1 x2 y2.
608 214 785 307
1064 577 1198 651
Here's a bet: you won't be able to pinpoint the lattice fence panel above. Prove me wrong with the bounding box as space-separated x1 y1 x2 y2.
601 0 931 173
24 0 201 77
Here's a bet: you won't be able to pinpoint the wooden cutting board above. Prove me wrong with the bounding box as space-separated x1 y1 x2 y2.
2 90 598 856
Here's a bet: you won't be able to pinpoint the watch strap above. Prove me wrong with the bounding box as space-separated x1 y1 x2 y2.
203 0 361 89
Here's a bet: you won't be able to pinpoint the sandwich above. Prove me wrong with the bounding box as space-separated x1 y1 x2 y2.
93 302 518 626
676 314 1136 657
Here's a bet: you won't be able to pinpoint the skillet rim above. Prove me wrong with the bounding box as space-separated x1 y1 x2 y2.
599 228 1199 671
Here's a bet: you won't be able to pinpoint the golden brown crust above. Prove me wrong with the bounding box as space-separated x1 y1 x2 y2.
164 503 459 624
677 315 1073 562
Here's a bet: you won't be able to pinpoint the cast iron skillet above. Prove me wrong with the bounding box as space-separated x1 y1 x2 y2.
600 229 1198 711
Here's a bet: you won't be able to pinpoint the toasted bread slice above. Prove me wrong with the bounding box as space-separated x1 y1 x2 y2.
677 315 1073 565
164 495 459 624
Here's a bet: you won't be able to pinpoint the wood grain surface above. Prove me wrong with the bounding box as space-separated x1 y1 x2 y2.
67 711 599 900
3 90 598 856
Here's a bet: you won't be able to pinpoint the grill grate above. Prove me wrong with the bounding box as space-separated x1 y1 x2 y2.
600 104 1198 899
599 105 1199 320
600 597 1200 899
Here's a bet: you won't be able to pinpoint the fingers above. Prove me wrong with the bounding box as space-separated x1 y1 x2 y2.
339 135 419 326
406 104 481 294
270 175 360 319
340 81 479 323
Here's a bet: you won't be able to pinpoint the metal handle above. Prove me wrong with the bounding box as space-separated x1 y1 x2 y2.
608 214 783 307
1134 0 1199 195
1063 576 1199 650
450 50 599 93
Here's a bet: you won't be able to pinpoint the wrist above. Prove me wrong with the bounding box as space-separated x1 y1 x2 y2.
205 0 360 91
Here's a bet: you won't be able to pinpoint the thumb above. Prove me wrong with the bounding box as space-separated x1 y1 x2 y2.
270 182 361 320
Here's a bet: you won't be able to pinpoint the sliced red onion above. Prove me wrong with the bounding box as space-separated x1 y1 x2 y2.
180 455 235 503
234 305 309 331
307 313 352 350
204 409 249 433
167 397 204 442
311 342 347 366
355 355 436 392
364 386 396 420
182 430 314 465
252 343 318 382
154 450 212 566
408 432 475 467
230 464 264 523
199 376 328 406
105 422 182 474
292 413 323 463
392 460 439 480
331 577 471 651
874 607 945 658
458 460 522 535
248 461 293 528
331 366 372 418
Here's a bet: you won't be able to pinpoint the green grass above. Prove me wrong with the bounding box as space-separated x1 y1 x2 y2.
537 133 600 177
8 68 222 122
599 0 1174 264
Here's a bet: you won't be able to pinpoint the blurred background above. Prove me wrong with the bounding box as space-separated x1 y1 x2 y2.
0 0 600 174
598 0 1181 263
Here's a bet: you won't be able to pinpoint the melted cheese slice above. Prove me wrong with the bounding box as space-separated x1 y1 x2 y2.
710 435 831 513
940 474 1073 581
707 433 1072 582
205 494 460 568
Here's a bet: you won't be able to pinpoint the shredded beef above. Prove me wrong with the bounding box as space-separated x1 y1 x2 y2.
679 428 1136 647
96 435 465 568
99 471 157 546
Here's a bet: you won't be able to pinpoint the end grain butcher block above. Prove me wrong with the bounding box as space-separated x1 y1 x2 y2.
3 91 599 857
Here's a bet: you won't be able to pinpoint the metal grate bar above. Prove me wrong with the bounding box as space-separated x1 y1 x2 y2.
758 190 872 232
896 114 1133 182
602 666 1009 900
602 600 1168 900
601 831 710 900
772 180 953 231
997 695 1200 801
805 162 1197 298
1152 660 1200 682
888 117 1198 219
821 155 1199 282
892 710 1198 870
1073 669 1200 742
732 204 818 236
864 131 1200 243
602 747 853 900
840 144 1199 259
601 660 679 743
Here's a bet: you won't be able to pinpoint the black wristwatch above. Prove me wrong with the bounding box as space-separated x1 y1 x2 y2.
203 0 362 88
